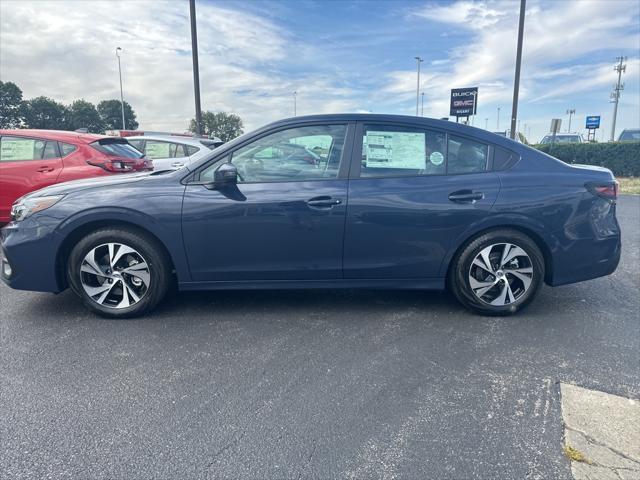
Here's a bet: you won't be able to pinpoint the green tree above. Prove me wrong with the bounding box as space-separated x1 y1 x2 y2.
0 81 25 128
97 99 139 130
67 99 104 133
189 111 244 142
21 96 69 130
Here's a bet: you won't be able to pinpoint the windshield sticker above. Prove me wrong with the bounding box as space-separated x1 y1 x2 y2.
145 142 171 159
429 151 444 166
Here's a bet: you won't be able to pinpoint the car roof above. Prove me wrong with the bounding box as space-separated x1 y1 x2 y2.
256 113 529 151
0 129 109 144
126 134 210 147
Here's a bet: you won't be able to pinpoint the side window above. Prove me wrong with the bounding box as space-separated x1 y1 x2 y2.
493 146 519 171
59 142 77 157
360 125 446 178
169 143 186 158
186 145 200 156
144 141 172 159
447 135 488 174
128 139 144 152
0 136 58 162
210 124 346 183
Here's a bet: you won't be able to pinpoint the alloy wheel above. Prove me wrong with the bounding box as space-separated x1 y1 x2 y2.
79 243 150 309
468 242 534 306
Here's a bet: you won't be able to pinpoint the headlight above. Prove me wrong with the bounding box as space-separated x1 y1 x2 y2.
10 195 65 222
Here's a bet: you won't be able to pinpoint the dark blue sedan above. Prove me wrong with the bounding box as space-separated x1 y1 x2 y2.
0 114 621 318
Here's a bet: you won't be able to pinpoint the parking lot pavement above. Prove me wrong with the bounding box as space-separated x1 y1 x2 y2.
0 195 638 480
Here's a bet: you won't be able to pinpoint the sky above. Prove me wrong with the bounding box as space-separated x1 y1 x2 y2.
1 0 638 142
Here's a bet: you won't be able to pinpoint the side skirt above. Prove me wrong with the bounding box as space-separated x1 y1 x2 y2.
178 278 446 291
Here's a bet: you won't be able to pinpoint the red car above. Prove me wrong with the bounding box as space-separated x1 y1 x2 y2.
0 129 153 223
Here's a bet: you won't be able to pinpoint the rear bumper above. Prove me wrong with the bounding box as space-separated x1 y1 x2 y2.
0 220 63 293
548 235 621 286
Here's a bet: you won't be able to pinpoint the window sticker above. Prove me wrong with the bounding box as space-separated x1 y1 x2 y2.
1 139 36 161
365 131 425 169
429 151 444 166
145 142 171 159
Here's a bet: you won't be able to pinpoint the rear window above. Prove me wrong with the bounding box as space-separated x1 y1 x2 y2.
90 139 143 159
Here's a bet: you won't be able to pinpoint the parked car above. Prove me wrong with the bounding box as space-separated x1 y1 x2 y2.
539 133 583 144
618 128 640 142
107 130 224 149
126 135 217 171
0 129 152 223
0 114 620 318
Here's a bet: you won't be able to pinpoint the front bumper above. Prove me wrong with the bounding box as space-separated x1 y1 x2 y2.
0 219 64 293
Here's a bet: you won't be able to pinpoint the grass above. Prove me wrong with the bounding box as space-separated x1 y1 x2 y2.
563 445 592 464
618 177 640 195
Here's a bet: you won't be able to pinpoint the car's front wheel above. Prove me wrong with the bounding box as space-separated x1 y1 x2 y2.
449 229 545 316
67 227 171 318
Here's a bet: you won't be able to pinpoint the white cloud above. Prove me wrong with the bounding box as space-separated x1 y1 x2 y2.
0 0 360 131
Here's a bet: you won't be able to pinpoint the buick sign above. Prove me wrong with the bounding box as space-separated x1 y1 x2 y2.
450 87 478 117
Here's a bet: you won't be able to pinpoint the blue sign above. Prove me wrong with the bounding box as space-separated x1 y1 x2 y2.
586 116 601 129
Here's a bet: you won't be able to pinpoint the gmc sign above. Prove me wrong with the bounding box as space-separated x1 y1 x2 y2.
450 87 478 117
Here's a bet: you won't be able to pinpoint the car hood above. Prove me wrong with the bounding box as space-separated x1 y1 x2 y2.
22 172 154 199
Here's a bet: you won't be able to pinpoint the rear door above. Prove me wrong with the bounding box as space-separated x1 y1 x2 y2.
144 140 189 170
343 122 500 279
0 135 62 221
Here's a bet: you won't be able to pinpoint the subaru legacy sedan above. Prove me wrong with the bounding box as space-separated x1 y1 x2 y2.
0 114 620 318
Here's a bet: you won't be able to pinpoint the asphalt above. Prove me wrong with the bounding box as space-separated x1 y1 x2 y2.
1 195 638 480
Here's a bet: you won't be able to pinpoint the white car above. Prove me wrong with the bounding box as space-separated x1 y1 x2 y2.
539 133 583 144
127 135 221 171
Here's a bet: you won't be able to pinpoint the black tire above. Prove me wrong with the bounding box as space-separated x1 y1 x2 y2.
448 229 545 316
67 227 171 319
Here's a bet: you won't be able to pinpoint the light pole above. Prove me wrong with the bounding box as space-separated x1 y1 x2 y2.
115 47 126 130
497 107 501 130
566 109 575 132
509 0 526 140
414 56 423 116
485 118 489 130
420 92 425 116
293 91 297 116
189 0 202 136
610 56 626 141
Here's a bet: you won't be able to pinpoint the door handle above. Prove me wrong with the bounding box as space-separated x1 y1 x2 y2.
448 190 484 203
171 162 185 168
36 166 55 173
306 196 342 208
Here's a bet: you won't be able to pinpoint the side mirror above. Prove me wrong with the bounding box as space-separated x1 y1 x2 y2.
209 162 238 188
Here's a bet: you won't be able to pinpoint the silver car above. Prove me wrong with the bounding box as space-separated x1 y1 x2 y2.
127 135 222 171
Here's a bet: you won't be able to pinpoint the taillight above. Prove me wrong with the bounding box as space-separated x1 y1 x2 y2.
87 157 136 173
586 181 618 201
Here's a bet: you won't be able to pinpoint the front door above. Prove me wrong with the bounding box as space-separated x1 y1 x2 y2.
343 122 501 279
181 123 353 282
0 136 62 221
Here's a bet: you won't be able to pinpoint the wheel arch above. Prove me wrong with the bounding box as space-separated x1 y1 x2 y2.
444 224 555 285
55 219 177 291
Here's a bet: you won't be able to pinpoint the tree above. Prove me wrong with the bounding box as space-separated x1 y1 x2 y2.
189 111 244 142
21 96 69 130
97 99 139 130
67 99 104 133
0 81 25 128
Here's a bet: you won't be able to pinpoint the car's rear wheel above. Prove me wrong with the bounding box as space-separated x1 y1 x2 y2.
449 229 545 316
67 227 170 318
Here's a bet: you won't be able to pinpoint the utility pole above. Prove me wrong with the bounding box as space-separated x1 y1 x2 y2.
485 118 489 130
509 0 526 140
497 107 501 130
115 47 126 130
293 91 297 116
421 92 425 116
566 109 575 132
610 56 626 141
189 0 203 135
414 56 423 116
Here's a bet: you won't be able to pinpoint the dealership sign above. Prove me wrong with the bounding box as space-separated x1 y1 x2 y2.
450 87 478 117
585 116 601 129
